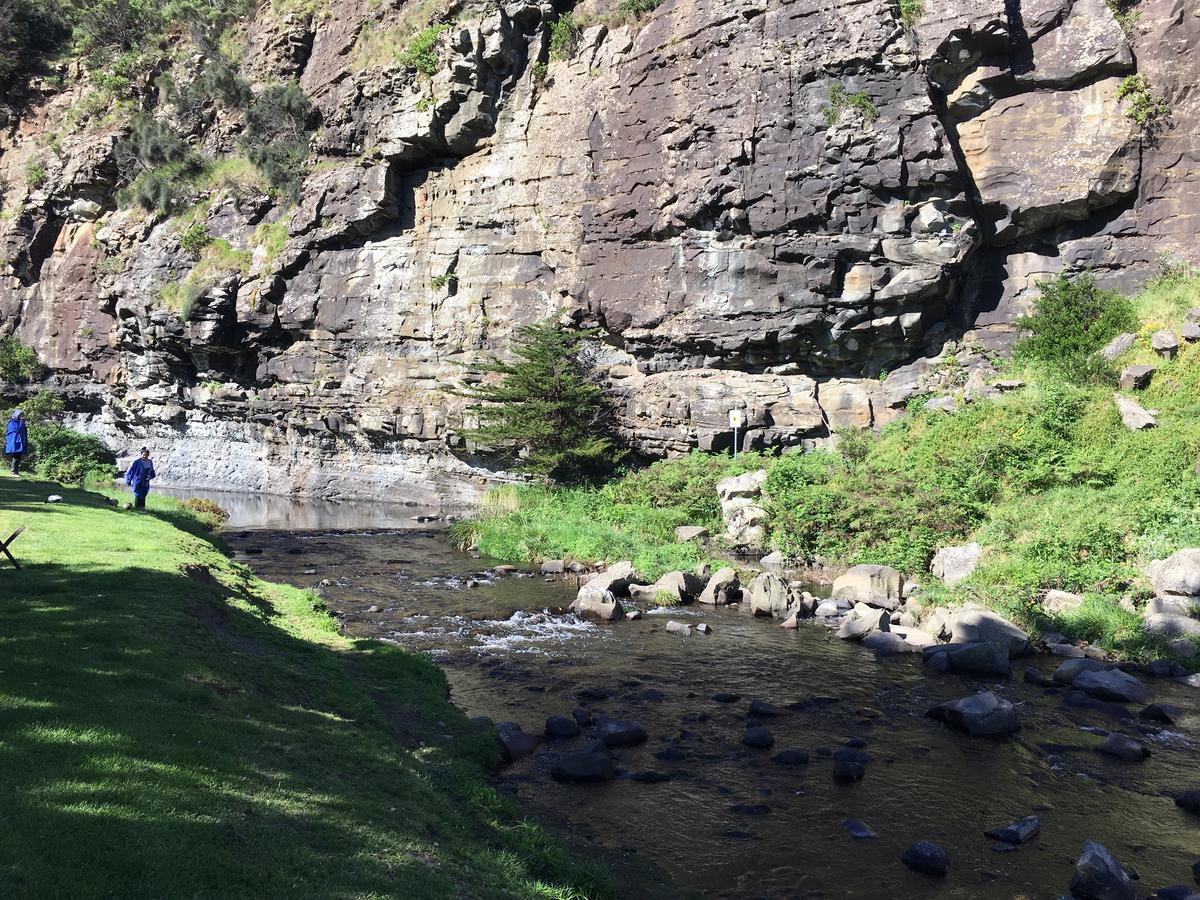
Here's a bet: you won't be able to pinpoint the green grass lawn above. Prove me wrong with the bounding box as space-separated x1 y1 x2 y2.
0 478 608 899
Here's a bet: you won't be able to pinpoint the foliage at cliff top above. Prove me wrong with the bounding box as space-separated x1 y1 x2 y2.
0 476 610 899
460 272 1200 659
457 319 620 483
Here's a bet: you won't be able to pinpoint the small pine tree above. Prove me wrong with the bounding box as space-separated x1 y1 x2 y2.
458 320 619 481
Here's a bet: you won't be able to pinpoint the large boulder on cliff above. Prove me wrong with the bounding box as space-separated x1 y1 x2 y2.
831 565 903 610
716 470 768 547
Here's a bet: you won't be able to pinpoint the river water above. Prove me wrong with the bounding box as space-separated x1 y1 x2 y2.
189 491 1200 899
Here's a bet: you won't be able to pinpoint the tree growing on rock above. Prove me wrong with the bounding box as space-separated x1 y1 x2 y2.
457 319 619 482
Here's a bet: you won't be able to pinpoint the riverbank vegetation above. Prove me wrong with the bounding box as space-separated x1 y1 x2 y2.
0 477 610 898
457 271 1200 659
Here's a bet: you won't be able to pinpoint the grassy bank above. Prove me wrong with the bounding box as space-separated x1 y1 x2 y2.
0 478 609 899
457 274 1200 660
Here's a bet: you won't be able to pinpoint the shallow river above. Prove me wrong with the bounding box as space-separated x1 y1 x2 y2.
189 491 1200 899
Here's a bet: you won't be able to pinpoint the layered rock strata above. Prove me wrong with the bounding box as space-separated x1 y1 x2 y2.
0 0 1196 498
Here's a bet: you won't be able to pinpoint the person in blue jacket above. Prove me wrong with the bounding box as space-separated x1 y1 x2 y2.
5 409 28 476
125 447 155 508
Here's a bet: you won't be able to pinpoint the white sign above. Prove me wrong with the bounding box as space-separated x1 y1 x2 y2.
728 408 746 429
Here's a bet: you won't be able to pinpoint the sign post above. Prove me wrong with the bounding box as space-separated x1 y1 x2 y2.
728 407 746 458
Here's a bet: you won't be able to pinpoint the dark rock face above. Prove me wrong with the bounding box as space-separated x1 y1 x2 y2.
901 841 949 876
2 0 1197 496
926 691 1020 737
1069 840 1134 900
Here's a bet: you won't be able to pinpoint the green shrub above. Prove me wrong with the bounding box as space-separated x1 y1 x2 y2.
549 14 580 61
1117 74 1167 130
1014 274 1137 383
823 82 878 127
430 273 454 290
531 61 547 84
898 0 922 26
613 0 662 24
181 496 231 529
26 162 47 189
0 335 42 382
27 425 116 483
241 81 312 201
397 23 449 75
179 222 212 258
456 319 619 482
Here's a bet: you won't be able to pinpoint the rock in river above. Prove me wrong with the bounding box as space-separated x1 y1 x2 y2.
1176 790 1200 817
926 691 1020 737
1096 733 1150 762
596 718 648 748
1054 658 1107 684
545 715 582 738
743 726 775 749
1073 668 1151 704
949 608 1031 657
843 818 877 839
837 603 890 640
924 641 1011 676
832 564 902 610
901 841 949 876
551 742 617 783
985 815 1040 845
496 722 541 761
1070 840 1134 900
698 567 740 605
772 749 810 766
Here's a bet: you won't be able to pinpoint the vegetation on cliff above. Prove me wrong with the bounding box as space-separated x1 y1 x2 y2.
458 272 1200 659
458 319 619 482
0 477 610 899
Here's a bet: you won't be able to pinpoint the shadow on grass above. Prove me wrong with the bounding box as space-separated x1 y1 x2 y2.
0 553 609 899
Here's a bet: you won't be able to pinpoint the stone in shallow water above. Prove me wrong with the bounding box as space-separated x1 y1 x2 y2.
711 692 741 703
596 719 647 748
842 818 877 839
1176 790 1200 817
901 841 949 876
1073 668 1151 704
771 749 809 766
742 726 775 749
832 758 865 783
496 723 541 761
551 748 616 783
1070 840 1134 900
748 699 787 717
1139 703 1181 725
1096 733 1150 761
926 691 1020 737
544 715 581 738
985 815 1041 845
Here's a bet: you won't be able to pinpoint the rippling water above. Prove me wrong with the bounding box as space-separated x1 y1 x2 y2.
215 501 1199 899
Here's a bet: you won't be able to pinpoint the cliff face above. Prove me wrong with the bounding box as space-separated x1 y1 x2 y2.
0 0 1197 501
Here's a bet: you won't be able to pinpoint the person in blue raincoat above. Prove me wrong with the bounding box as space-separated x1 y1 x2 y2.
5 410 28 476
125 447 155 508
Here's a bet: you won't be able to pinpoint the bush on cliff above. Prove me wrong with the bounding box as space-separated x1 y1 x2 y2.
457 319 619 483
0 335 44 382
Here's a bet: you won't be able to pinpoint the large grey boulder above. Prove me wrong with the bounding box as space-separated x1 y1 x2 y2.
1146 549 1200 599
926 691 1020 737
1043 589 1085 614
949 608 1031 657
747 572 794 619
831 564 903 610
862 631 919 655
1114 394 1157 430
698 567 739 605
630 570 705 604
1073 668 1151 704
551 741 616 783
674 526 708 542
1118 364 1155 391
1069 840 1134 900
1151 329 1179 359
923 641 1011 676
1100 332 1137 361
931 543 982 586
716 469 768 546
582 561 639 597
569 586 625 622
1053 657 1106 685
837 603 891 641
1143 613 1200 638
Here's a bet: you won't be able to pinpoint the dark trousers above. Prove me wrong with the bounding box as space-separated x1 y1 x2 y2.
8 454 20 475
134 492 147 508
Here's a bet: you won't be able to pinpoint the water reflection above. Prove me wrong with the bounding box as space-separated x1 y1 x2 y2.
156 485 452 531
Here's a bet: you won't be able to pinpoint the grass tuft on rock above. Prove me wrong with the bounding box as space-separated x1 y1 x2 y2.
0 477 610 899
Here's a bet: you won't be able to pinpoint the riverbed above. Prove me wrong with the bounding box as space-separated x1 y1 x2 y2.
192 491 1199 899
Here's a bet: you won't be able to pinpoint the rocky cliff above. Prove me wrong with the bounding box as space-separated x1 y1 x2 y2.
1 0 1196 501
